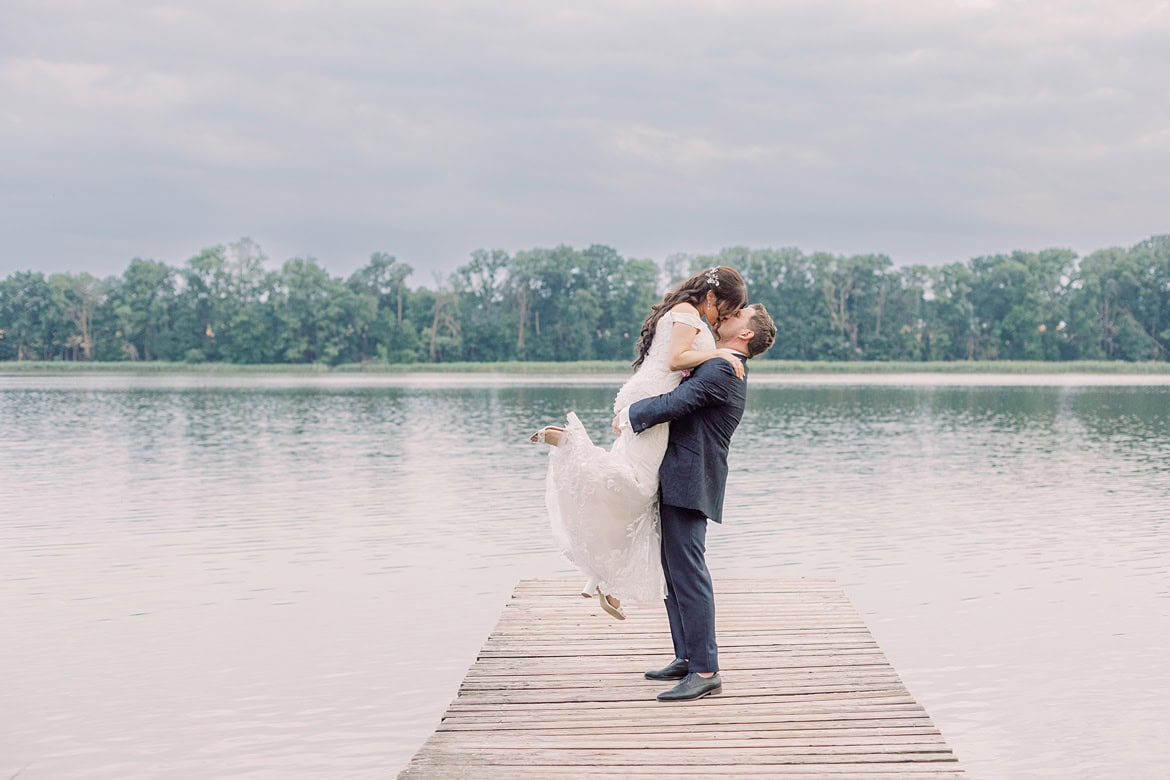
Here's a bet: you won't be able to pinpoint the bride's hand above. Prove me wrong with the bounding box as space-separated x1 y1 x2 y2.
717 348 745 379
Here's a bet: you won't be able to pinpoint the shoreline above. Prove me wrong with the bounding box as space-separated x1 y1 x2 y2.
2 359 1170 376
3 361 1170 388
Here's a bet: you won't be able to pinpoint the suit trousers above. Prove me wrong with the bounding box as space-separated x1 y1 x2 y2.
659 503 718 673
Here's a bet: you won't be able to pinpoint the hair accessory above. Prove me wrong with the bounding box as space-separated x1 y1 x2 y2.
705 267 720 287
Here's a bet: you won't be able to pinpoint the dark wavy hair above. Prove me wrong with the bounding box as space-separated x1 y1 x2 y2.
632 266 747 369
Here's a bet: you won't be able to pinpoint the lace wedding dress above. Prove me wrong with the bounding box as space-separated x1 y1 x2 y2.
545 311 715 603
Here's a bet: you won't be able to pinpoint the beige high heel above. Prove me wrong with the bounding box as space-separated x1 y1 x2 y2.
528 426 564 444
597 588 626 620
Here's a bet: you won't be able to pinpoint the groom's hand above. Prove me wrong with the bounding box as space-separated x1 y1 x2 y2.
613 406 632 434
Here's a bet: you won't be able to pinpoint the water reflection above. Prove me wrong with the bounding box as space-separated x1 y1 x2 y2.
1 375 1168 779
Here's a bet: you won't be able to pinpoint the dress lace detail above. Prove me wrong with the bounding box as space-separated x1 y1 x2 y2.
546 311 716 603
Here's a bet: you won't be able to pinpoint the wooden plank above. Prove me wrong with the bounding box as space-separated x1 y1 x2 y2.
438 715 941 733
442 696 921 716
406 745 958 766
423 732 950 749
465 659 892 677
437 705 933 727
401 767 967 779
397 578 964 779
437 705 933 729
458 670 905 687
437 725 948 739
413 744 958 762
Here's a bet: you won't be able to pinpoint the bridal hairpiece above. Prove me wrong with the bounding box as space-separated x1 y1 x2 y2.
705 267 720 287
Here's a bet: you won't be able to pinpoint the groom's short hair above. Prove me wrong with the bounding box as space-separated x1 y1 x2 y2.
745 304 776 357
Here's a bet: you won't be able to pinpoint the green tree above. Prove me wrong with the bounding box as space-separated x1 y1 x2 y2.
348 251 416 362
603 255 660 362
221 239 280 364
175 245 232 361
427 290 462 362
924 263 978 360
573 245 658 361
969 249 1075 360
273 257 364 364
48 272 106 360
173 239 281 363
1072 237 1170 360
714 247 811 360
509 246 602 361
0 272 60 360
807 252 894 359
453 249 512 362
107 259 176 361
879 265 931 361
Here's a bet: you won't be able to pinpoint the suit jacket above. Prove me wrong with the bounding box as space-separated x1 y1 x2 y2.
627 355 747 524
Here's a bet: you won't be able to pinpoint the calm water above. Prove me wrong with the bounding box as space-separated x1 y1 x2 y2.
2 373 1168 779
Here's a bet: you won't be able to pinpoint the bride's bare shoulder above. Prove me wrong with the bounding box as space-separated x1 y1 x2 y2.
669 301 700 317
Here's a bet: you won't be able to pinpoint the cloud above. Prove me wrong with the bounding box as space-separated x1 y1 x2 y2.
1 0 1168 278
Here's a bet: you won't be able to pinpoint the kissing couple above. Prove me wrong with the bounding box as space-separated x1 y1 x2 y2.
530 265 776 701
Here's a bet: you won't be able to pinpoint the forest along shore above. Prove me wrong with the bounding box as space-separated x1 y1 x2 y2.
3 237 1169 366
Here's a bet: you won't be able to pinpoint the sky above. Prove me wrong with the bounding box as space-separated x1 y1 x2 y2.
2 0 1169 281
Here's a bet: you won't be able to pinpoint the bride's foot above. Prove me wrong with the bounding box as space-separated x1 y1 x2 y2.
529 426 564 446
596 588 626 620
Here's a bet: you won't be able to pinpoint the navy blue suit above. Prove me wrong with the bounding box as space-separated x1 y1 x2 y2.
627 354 748 673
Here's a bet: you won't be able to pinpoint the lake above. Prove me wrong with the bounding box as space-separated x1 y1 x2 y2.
1 372 1168 779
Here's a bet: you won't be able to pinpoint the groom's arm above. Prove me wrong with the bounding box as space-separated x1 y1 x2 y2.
619 359 740 434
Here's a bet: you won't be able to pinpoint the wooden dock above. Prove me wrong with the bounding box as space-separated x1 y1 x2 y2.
398 578 964 779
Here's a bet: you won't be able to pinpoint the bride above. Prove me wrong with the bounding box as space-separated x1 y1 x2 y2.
529 266 747 619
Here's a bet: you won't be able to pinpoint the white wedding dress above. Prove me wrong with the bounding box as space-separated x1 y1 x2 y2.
545 311 715 603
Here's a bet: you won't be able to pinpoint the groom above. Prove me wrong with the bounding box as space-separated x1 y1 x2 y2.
616 304 776 701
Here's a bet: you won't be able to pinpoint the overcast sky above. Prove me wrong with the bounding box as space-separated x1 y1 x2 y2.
2 0 1168 280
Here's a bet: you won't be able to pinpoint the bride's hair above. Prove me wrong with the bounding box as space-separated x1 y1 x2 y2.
632 266 747 369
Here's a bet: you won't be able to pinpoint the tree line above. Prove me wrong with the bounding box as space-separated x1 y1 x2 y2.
1 235 1168 364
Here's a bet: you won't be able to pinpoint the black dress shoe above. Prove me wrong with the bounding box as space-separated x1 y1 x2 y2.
644 658 689 681
656 672 722 702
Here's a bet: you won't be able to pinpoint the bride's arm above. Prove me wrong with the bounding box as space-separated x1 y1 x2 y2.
666 304 745 379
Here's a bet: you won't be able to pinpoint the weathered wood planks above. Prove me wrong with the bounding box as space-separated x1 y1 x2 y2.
398 578 964 779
